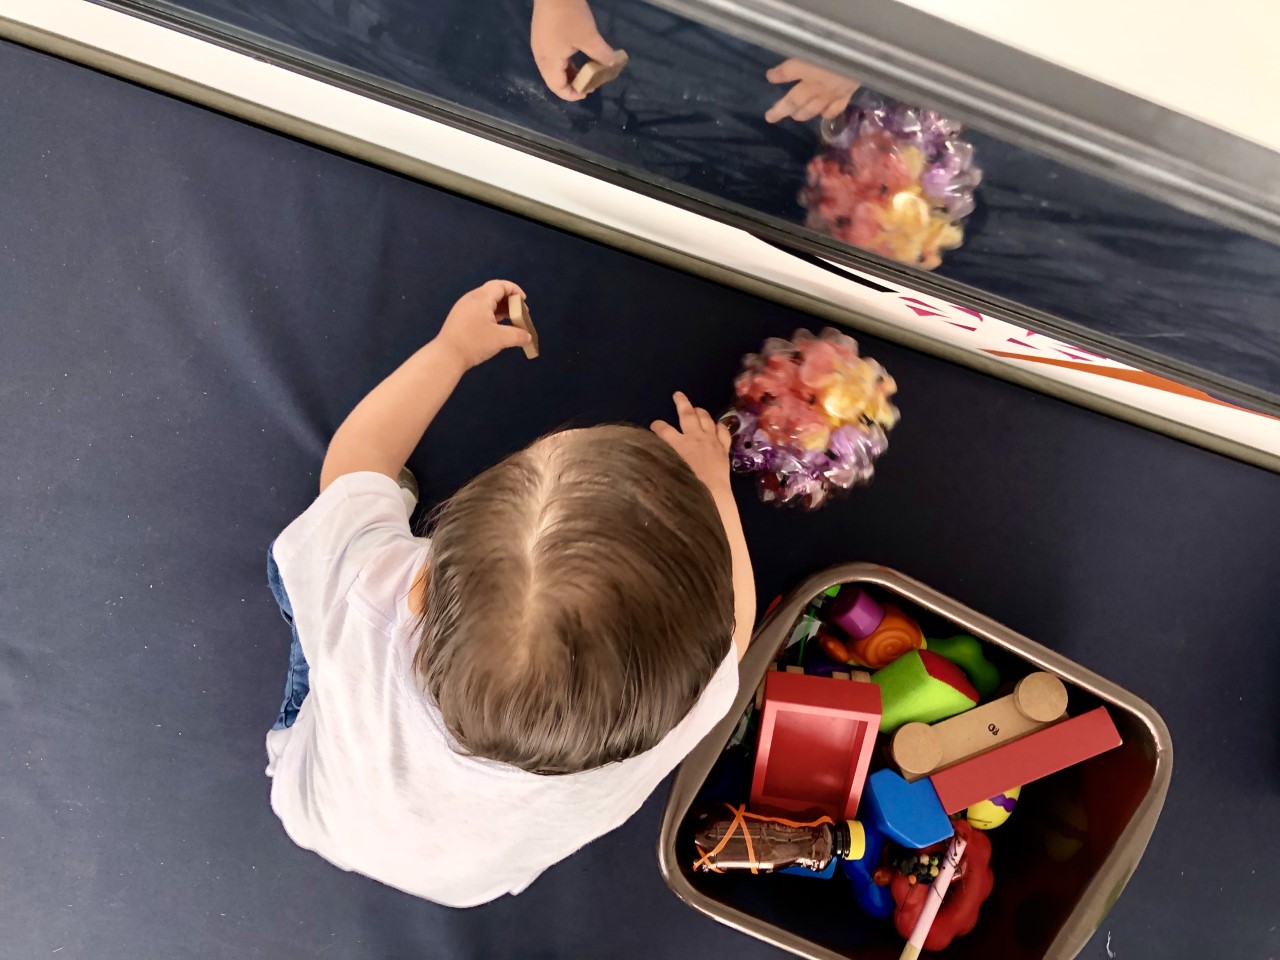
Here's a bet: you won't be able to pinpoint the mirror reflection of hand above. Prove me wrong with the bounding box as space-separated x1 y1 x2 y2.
765 59 859 123
531 0 617 102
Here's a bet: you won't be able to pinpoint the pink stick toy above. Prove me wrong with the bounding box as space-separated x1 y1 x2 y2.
899 834 968 960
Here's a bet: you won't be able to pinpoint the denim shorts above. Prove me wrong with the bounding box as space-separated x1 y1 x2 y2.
267 544 310 731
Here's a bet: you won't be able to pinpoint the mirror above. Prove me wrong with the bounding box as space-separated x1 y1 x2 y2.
106 0 1280 410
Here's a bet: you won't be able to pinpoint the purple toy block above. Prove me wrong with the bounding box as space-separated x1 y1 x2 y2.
830 587 885 639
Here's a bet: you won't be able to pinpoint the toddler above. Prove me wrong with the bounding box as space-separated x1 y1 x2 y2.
264 279 755 906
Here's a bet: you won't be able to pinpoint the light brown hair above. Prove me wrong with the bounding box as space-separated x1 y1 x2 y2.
414 425 733 775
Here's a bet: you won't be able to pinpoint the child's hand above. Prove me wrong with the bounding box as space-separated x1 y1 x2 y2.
651 392 732 496
765 59 859 123
435 280 532 370
654 392 756 659
531 0 617 101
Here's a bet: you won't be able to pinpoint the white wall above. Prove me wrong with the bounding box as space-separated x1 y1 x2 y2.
892 0 1279 151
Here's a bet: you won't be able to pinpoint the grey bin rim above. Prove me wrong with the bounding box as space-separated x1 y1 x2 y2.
658 562 1173 960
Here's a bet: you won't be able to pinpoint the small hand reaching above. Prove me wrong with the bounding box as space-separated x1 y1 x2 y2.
651 391 732 496
765 59 859 123
653 391 756 660
531 0 617 102
435 279 532 370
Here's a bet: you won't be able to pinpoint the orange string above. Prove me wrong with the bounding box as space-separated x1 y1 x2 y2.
693 804 835 874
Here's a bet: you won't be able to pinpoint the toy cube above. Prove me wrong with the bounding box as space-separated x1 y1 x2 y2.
750 670 882 820
872 649 979 733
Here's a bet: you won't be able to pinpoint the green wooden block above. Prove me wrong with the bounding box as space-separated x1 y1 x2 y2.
927 634 1001 699
871 650 979 733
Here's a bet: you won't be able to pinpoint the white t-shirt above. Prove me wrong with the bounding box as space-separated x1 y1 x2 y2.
264 472 739 907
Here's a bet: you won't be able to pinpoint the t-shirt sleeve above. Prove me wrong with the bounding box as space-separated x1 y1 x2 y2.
271 471 415 664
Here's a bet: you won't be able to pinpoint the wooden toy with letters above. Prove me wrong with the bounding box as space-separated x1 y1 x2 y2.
890 672 1068 780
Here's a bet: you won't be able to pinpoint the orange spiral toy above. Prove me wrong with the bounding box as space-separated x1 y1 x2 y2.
849 605 924 669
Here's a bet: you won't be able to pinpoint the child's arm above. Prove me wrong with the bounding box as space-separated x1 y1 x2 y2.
319 280 531 493
652 392 757 660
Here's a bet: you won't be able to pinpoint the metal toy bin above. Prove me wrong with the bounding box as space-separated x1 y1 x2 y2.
659 564 1172 960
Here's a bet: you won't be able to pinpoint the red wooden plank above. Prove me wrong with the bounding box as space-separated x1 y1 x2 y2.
929 706 1122 814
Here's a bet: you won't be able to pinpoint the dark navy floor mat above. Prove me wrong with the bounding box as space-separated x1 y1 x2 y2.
2 39 1278 960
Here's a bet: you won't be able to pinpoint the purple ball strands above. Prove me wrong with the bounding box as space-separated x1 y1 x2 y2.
723 329 898 510
809 91 981 268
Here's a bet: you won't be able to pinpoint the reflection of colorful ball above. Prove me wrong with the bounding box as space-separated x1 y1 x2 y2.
800 92 981 270
966 786 1020 830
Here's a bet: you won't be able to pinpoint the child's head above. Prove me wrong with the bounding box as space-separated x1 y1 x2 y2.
414 424 734 775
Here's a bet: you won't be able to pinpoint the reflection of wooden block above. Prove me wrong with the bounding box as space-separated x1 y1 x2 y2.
507 295 539 359
571 50 629 94
929 706 1122 814
891 672 1068 780
751 670 882 820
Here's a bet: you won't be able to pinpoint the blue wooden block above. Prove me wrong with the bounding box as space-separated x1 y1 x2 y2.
838 819 895 919
861 769 953 849
778 859 838 880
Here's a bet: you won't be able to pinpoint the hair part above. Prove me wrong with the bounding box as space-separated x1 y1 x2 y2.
414 425 734 775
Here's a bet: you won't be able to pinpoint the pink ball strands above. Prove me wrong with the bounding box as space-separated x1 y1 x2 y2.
801 92 982 269
724 329 898 510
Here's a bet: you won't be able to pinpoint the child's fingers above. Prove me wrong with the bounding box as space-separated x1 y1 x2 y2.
672 391 697 431
764 93 795 124
765 58 805 85
476 279 527 309
574 31 617 68
695 407 715 433
498 325 534 351
650 420 680 446
822 95 852 120
765 86 814 123
716 422 732 452
534 55 585 101
787 87 830 122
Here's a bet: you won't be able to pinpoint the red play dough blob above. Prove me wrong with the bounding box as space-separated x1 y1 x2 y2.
891 820 994 952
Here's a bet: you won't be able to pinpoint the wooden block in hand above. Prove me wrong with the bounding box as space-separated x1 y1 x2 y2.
571 50 629 95
890 672 1069 781
507 295 538 359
